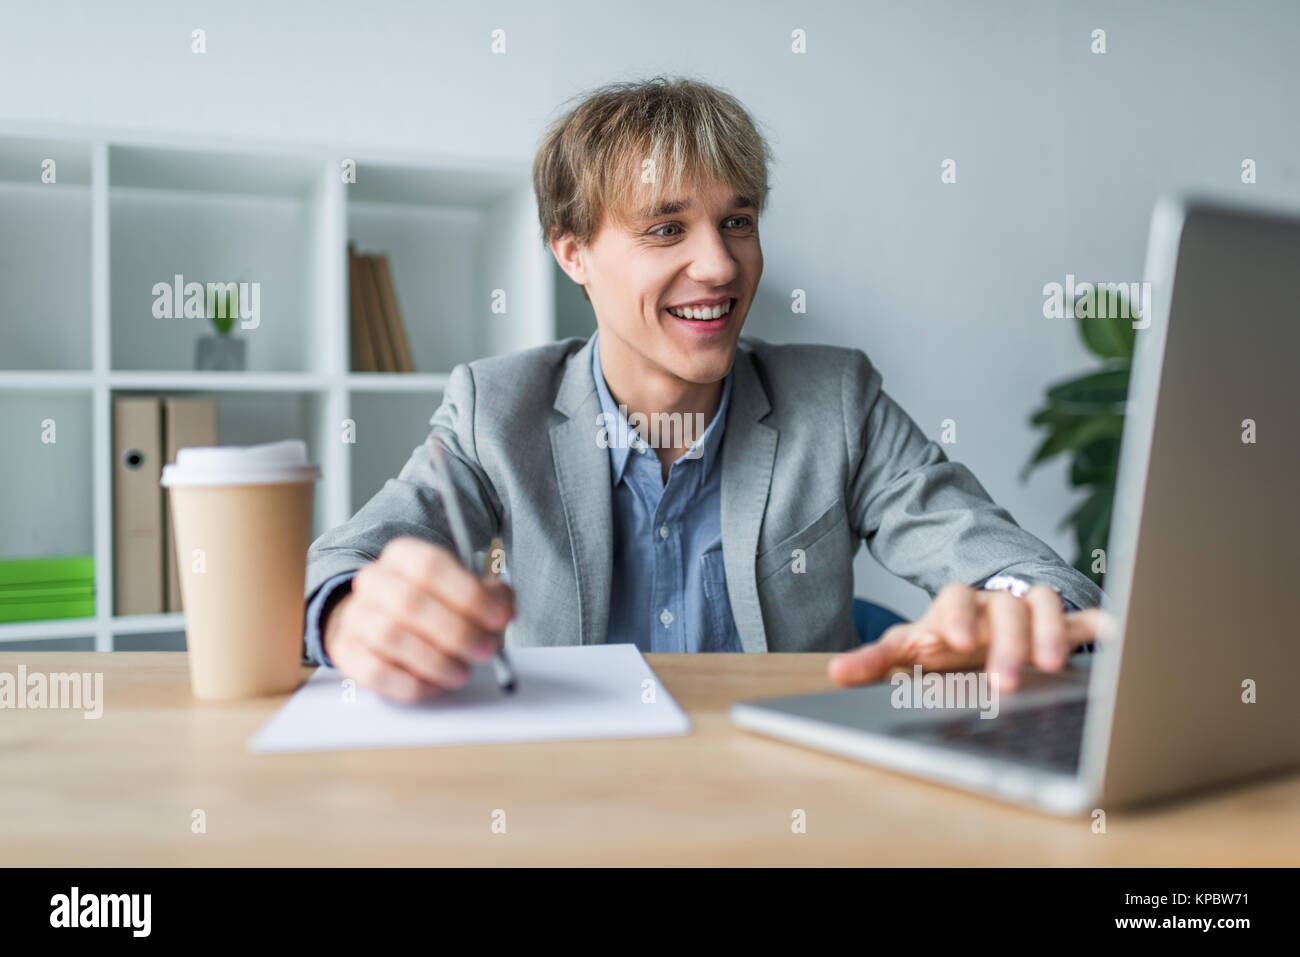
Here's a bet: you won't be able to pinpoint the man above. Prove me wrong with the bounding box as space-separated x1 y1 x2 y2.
303 77 1106 702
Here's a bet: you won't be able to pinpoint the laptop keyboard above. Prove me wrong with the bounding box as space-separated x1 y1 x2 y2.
891 698 1087 774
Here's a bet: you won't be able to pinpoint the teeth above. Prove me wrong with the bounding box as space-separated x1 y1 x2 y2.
668 300 731 320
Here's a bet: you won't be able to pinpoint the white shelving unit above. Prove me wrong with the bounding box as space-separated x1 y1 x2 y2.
0 124 570 651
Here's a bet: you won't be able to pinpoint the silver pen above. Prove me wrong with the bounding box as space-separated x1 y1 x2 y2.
425 436 517 693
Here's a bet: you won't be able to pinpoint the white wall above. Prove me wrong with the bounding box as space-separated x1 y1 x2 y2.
4 0 1296 616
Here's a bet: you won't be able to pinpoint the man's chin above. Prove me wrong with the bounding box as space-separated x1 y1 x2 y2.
663 348 737 386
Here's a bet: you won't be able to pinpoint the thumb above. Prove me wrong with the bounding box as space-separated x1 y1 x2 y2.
828 625 910 686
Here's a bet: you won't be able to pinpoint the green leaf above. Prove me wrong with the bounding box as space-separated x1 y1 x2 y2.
207 284 239 337
1070 486 1114 585
1022 412 1123 478
1075 287 1138 360
1069 436 1120 487
1060 484 1112 554
1044 365 1130 414
1029 404 1075 428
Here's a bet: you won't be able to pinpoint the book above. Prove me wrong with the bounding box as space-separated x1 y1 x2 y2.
357 253 398 372
371 254 415 373
163 397 218 612
347 244 378 372
112 397 165 615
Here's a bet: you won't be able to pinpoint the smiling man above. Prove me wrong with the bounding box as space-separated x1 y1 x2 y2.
303 76 1106 702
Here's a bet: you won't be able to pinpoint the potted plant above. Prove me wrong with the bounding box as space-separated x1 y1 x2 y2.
1023 289 1137 588
195 283 246 371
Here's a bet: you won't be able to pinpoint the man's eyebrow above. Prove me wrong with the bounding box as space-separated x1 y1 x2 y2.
634 194 757 219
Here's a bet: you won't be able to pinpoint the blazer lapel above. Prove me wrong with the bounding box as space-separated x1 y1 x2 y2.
549 336 613 646
721 345 777 653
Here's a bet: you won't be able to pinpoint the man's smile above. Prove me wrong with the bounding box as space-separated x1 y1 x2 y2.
663 296 737 335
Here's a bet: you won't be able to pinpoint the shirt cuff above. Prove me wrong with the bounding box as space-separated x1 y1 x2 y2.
302 571 357 668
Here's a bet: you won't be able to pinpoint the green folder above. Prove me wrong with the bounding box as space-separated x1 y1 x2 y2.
0 556 96 623
0 555 95 587
0 599 96 624
0 583 95 601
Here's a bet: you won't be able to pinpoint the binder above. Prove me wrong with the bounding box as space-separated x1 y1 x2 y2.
112 397 164 615
163 397 218 612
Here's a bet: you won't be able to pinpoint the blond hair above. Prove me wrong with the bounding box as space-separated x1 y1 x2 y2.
532 76 773 296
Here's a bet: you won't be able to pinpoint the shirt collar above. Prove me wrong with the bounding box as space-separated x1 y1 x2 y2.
591 330 732 486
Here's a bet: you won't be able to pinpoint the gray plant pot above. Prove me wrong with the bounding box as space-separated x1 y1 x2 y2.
195 335 246 372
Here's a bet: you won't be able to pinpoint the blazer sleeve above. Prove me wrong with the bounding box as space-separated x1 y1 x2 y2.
302 361 503 605
841 350 1104 610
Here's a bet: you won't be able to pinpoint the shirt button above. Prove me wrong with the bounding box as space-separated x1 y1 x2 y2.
658 524 670 539
659 608 674 627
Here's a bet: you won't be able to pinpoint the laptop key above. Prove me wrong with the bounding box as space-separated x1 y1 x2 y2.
891 699 1087 774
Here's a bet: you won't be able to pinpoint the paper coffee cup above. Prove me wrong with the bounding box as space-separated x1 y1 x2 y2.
161 440 321 700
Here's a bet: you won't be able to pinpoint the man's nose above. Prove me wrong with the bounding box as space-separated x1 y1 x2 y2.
684 228 740 285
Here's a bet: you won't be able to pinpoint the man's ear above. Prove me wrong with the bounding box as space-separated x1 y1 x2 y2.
549 230 588 288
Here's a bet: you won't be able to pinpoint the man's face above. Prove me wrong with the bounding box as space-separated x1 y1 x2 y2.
563 175 762 388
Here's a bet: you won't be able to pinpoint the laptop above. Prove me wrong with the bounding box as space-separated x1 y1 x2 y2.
731 194 1300 815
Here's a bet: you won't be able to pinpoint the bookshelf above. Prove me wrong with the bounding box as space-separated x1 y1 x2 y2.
0 124 571 651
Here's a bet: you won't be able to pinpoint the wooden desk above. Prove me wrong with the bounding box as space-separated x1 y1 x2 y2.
1 652 1296 865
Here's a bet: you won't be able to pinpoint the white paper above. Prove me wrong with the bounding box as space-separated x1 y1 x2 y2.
248 644 691 753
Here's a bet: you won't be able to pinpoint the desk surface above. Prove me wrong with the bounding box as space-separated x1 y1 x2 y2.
2 651 1296 865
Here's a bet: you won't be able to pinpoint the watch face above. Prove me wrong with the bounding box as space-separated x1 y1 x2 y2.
984 574 1031 598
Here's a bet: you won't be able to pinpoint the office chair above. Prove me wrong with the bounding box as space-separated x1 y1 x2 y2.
852 597 906 645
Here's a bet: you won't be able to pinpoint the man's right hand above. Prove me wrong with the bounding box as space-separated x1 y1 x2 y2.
322 536 515 703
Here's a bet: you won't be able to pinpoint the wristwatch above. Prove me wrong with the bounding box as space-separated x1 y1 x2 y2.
982 574 1078 613
981 574 1035 598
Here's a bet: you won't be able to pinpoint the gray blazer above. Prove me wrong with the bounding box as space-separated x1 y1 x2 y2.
306 334 1102 653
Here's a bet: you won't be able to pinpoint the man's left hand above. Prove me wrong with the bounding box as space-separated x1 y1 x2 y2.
828 583 1110 690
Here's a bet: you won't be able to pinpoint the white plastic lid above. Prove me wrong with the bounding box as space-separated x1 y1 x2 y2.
160 439 321 488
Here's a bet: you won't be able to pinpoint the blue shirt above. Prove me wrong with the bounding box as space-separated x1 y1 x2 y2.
592 332 741 652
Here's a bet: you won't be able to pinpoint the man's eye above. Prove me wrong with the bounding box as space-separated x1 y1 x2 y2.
652 223 681 238
726 215 753 230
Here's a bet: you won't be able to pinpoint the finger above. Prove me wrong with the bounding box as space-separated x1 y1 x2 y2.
353 562 496 665
355 612 474 690
380 537 514 632
1025 585 1068 671
828 624 913 685
1065 607 1115 646
337 598 465 690
985 591 1031 690
923 583 980 651
327 625 439 704
412 591 502 664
